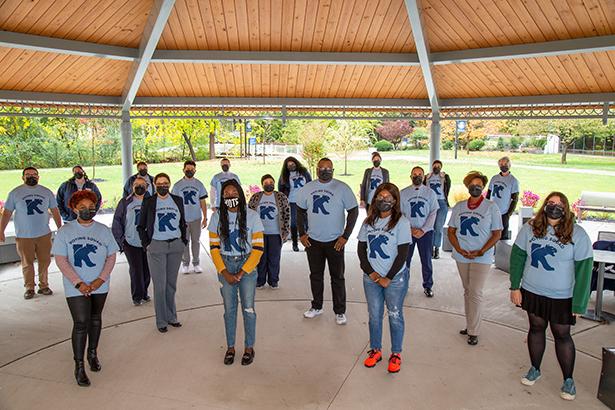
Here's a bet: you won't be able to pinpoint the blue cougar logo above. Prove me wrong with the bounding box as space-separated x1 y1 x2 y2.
368 234 390 259
25 198 44 215
312 195 330 215
224 229 242 253
493 184 505 199
73 244 98 268
157 212 177 232
260 205 276 220
134 208 141 226
182 190 197 205
410 201 426 218
370 177 381 190
429 182 442 195
292 177 305 189
460 216 480 237
530 243 557 271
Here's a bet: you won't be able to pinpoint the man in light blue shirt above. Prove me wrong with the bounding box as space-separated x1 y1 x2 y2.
0 167 62 299
172 160 208 274
296 158 359 325
487 156 519 240
210 158 241 210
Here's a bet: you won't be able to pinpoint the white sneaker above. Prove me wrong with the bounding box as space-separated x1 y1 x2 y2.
180 265 191 274
336 314 347 325
303 308 323 319
193 265 203 273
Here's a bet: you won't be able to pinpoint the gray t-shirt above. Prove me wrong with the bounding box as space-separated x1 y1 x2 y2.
367 167 384 204
488 173 520 214
124 198 143 248
258 193 280 235
172 177 208 222
152 196 181 241
4 184 57 238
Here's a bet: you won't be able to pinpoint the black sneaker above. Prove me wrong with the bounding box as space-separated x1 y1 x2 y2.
433 247 440 259
24 289 35 299
133 300 142 306
468 335 478 345
424 288 434 298
292 243 300 252
37 287 53 296
142 296 151 303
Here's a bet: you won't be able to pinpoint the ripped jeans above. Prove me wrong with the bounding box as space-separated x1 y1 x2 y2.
218 255 257 348
363 268 409 353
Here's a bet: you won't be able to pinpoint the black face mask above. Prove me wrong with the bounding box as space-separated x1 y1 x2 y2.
375 198 395 212
545 204 564 220
500 166 510 173
432 167 441 174
412 176 423 186
156 186 169 196
138 169 148 177
224 197 239 208
184 170 195 178
287 163 296 172
468 185 483 198
74 172 84 180
263 184 274 193
221 164 230 172
318 169 333 182
134 186 146 196
25 176 38 186
373 160 381 168
78 208 96 221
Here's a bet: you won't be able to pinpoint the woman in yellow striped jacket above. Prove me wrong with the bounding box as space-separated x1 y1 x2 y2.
208 179 264 366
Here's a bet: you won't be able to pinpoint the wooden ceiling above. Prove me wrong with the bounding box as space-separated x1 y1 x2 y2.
0 0 614 102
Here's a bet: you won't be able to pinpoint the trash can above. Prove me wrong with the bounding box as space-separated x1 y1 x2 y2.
599 347 615 409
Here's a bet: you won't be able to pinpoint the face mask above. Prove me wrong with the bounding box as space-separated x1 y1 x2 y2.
221 164 230 172
545 204 564 220
375 199 394 212
412 175 423 186
156 186 169 196
224 197 239 208
263 184 274 193
78 208 96 221
318 169 333 182
373 160 381 168
25 176 38 186
468 185 483 198
74 171 84 180
500 166 509 173
184 170 195 178
134 186 146 196
287 163 296 172
138 169 148 177
432 167 441 174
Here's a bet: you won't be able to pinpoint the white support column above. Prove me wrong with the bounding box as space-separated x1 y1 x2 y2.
120 111 133 184
430 115 441 165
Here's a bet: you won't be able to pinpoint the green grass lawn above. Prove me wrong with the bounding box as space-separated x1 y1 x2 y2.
0 152 612 214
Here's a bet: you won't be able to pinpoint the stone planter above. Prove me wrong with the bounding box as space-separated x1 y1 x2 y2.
518 206 535 230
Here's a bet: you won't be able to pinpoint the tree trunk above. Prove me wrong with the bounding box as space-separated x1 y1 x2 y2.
343 150 348 175
182 131 197 161
561 144 568 164
209 131 215 160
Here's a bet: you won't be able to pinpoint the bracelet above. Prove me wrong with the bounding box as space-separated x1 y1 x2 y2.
509 287 520 291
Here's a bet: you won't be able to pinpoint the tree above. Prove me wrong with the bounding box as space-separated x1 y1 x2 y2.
327 120 369 175
299 120 330 175
375 120 414 149
409 127 429 149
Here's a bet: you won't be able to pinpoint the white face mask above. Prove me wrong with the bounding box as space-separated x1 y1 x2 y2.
224 197 239 208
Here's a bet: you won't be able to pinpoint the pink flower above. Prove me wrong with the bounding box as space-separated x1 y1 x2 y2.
520 191 540 208
0 199 4 209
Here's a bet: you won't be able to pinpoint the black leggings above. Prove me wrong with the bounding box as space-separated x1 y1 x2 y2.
66 294 108 361
527 313 575 380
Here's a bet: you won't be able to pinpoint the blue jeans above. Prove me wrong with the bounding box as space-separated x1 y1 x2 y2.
257 234 282 286
407 230 434 289
218 255 257 348
362 269 409 353
433 199 448 248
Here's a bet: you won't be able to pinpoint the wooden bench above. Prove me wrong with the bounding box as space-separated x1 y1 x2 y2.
578 191 615 221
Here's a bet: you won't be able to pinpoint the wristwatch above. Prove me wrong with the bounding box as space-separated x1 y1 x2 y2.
75 282 83 289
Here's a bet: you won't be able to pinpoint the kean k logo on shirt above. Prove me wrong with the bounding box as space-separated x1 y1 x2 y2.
73 244 98 268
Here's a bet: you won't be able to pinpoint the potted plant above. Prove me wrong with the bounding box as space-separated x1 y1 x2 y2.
519 191 540 229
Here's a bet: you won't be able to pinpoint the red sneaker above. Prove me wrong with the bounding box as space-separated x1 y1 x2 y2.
363 349 382 368
388 353 402 373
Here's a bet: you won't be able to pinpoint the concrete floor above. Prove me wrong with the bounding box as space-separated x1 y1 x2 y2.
1 216 614 409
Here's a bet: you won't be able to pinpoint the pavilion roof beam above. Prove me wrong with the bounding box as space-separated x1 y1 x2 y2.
404 0 439 118
120 0 175 112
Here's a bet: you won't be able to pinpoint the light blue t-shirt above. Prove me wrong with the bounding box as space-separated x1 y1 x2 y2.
400 185 439 231
448 199 503 264
358 215 412 277
515 223 593 299
172 177 208 222
208 208 264 256
488 173 520 214
152 196 181 241
258 193 280 235
210 172 241 208
288 171 307 203
427 173 446 201
367 167 384 205
295 179 358 242
4 184 57 238
124 197 143 248
52 221 119 298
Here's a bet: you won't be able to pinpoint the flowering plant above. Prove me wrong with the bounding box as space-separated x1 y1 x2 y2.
0 199 4 214
571 198 587 219
245 184 261 199
520 191 540 208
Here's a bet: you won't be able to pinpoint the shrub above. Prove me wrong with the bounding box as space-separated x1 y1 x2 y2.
442 140 454 150
496 137 508 150
467 139 485 151
374 140 394 151
510 136 522 149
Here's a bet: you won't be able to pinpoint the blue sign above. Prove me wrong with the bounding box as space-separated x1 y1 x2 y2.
456 120 467 132
249 137 257 145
